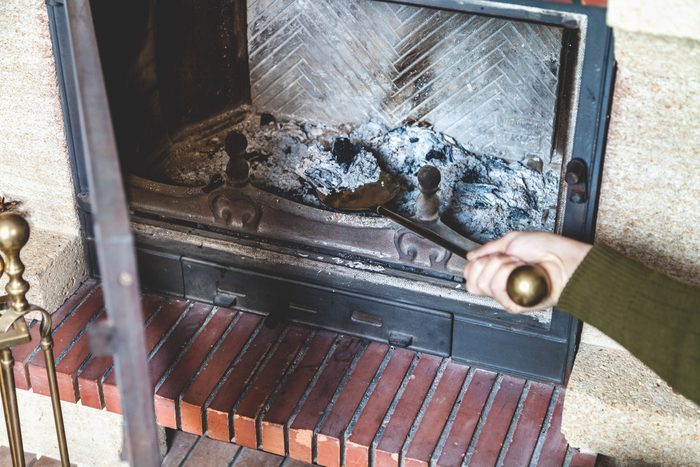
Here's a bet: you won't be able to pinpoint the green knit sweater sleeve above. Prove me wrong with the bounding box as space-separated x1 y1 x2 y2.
558 244 700 405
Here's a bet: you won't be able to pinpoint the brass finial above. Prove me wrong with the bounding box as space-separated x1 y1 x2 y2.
0 213 30 312
506 264 551 308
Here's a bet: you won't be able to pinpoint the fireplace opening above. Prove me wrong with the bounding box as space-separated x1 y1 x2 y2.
94 0 567 244
62 0 614 383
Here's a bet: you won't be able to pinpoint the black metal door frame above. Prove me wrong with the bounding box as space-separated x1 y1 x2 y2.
46 1 161 465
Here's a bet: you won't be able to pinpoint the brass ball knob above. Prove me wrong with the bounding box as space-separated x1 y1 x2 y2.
506 264 551 308
0 213 30 252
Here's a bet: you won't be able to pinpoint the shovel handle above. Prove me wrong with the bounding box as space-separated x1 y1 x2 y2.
376 206 550 307
505 264 551 308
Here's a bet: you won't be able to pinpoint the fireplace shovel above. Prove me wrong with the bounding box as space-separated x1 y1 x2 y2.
315 168 551 308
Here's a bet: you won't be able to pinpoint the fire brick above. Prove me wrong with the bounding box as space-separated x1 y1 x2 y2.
261 330 336 456
28 287 104 398
76 293 163 409
345 348 415 466
374 354 441 466
536 389 569 466
102 299 197 413
12 280 96 391
501 382 555 465
52 308 106 402
315 341 389 467
403 362 470 467
469 375 527 465
22 284 589 466
287 336 362 463
154 307 237 428
233 326 310 449
205 323 284 441
436 369 497 467
581 0 607 7
179 313 261 435
570 450 599 466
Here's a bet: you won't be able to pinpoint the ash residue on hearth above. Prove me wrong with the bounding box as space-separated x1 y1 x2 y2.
158 113 559 243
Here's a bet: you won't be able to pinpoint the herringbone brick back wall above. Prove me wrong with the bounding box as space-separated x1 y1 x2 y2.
247 0 565 163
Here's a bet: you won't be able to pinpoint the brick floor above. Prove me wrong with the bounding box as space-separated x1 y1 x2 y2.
162 430 311 466
13 281 598 466
0 446 70 466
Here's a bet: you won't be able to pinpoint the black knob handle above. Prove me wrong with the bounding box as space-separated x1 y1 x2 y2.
565 159 586 185
225 131 247 157
565 158 588 204
417 165 441 193
225 132 249 183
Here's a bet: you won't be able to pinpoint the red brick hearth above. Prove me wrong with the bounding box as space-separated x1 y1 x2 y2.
13 281 597 466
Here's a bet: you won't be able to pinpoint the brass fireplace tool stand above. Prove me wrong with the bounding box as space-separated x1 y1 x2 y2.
0 213 69 467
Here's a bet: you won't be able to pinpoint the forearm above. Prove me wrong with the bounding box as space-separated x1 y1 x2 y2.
558 244 700 405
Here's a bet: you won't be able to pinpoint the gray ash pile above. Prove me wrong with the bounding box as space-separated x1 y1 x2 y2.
295 140 382 196
366 125 558 243
160 113 559 243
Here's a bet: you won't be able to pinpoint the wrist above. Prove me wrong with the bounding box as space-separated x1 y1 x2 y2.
563 241 592 281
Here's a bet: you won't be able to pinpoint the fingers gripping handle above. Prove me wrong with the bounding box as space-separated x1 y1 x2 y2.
506 264 551 308
374 206 551 308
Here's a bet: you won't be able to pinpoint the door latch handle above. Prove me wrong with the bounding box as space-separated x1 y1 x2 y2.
565 158 588 204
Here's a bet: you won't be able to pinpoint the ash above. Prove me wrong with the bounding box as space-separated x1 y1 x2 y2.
160 113 559 243
295 146 381 196
365 125 559 243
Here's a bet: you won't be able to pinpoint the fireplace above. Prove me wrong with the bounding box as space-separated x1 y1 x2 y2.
48 0 613 394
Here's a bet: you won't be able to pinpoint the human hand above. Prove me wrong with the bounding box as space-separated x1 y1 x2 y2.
463 232 592 313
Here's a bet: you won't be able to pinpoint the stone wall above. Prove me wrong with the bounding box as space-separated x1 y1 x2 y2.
596 34 700 287
0 1 79 234
564 0 700 464
0 1 87 310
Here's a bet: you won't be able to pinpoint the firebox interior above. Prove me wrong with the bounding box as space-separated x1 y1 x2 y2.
91 0 567 251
